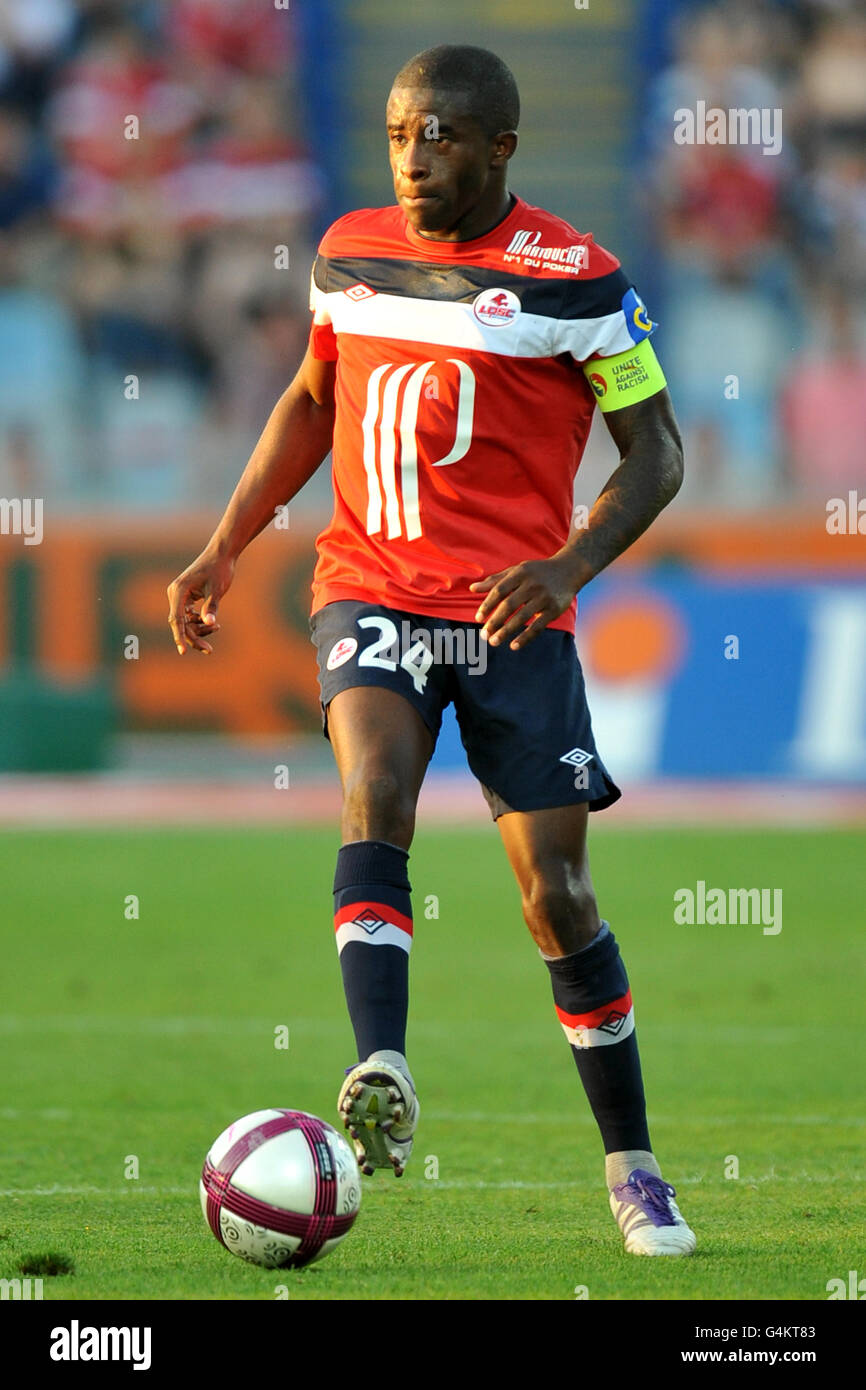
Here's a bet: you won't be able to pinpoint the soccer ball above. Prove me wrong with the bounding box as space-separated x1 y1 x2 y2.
200 1108 362 1268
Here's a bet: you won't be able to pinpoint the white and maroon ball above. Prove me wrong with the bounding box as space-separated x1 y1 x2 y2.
200 1109 361 1269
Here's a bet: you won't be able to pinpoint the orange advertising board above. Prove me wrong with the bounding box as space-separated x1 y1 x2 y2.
0 509 863 735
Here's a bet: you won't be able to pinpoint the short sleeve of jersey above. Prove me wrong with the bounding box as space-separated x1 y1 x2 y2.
550 253 658 365
308 256 338 361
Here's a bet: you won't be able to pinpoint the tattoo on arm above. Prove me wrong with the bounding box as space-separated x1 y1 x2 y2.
562 390 684 589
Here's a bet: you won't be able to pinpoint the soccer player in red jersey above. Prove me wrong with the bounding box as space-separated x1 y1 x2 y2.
169 46 696 1255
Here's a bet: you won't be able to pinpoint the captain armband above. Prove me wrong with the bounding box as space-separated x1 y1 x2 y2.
583 337 667 413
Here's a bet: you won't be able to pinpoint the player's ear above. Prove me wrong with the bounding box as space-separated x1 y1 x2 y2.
490 130 518 167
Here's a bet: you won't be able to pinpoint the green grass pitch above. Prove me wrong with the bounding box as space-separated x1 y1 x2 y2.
1 824 862 1301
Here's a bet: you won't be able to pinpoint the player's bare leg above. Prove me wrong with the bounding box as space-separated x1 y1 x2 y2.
327 687 432 1174
498 804 696 1254
497 803 600 956
328 686 433 851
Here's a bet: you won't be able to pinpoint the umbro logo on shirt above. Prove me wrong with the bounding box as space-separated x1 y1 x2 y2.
344 283 376 301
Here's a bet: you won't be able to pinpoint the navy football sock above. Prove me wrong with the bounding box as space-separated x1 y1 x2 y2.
545 924 651 1154
333 840 412 1062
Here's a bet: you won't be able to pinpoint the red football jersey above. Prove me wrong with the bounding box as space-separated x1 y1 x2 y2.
308 194 655 633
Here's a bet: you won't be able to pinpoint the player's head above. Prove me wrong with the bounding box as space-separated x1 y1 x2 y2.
387 44 519 238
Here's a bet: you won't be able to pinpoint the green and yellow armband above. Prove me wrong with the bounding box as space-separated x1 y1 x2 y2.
583 337 667 413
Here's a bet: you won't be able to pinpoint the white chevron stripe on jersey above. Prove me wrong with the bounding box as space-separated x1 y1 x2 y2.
361 363 389 534
398 361 433 541
312 287 635 364
361 359 478 541
432 359 476 466
379 363 414 538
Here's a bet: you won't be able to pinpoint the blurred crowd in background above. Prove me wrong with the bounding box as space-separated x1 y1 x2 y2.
648 0 866 506
0 0 319 510
0 0 864 514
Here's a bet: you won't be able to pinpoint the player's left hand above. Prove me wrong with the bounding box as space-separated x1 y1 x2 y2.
470 556 579 650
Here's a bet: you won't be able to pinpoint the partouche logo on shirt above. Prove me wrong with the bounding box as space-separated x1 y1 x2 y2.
472 287 521 327
503 230 588 273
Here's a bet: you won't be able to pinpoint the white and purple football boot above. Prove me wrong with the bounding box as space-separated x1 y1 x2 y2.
609 1169 697 1255
337 1058 419 1178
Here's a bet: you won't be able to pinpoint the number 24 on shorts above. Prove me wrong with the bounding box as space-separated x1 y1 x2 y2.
357 615 432 694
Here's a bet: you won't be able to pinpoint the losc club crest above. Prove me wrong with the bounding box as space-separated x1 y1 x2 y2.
473 287 520 328
327 637 358 670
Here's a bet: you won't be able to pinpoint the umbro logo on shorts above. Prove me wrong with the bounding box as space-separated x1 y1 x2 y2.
559 747 593 768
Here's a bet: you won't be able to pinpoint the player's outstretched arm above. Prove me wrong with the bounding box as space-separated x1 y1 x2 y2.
167 349 336 654
471 389 683 650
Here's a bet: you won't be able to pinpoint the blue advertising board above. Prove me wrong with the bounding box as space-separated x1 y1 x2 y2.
429 576 866 784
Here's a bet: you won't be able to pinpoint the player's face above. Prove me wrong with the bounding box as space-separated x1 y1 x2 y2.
387 87 513 240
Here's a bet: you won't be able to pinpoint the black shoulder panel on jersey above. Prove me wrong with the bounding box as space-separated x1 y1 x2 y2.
314 255 630 321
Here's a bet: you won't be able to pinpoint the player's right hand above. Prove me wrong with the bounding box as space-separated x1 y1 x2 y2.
167 550 236 655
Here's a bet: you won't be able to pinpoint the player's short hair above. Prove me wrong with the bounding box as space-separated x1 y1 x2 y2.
391 44 520 138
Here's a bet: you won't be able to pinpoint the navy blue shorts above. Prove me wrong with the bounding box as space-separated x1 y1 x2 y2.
310 600 620 819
